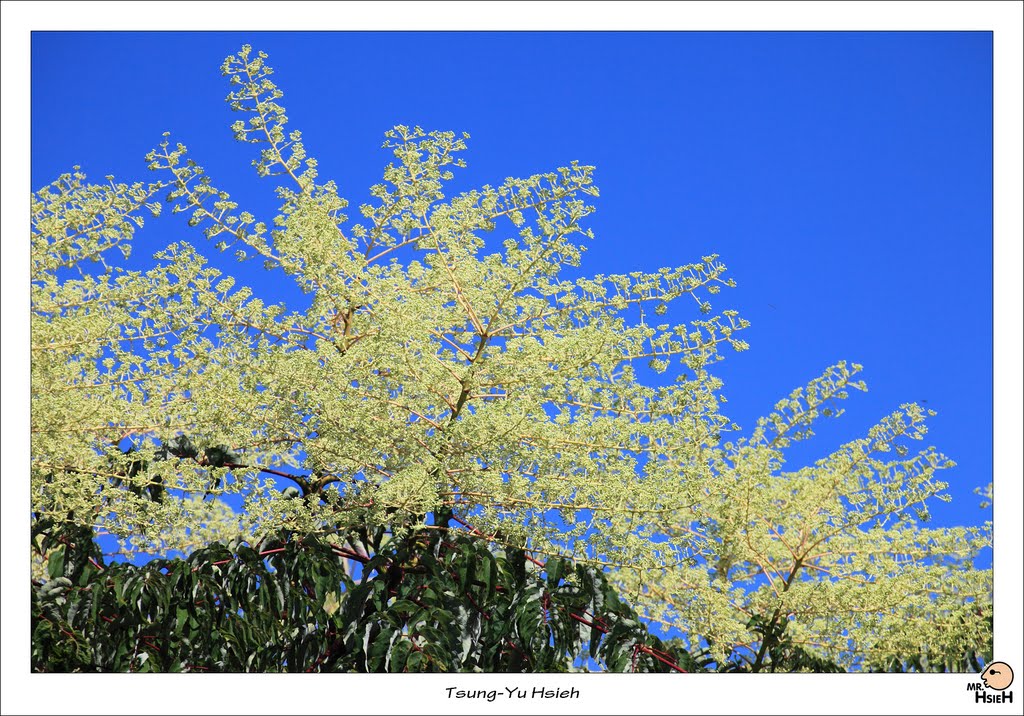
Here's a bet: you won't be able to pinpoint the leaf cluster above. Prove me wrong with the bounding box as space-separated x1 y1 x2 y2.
32 522 700 673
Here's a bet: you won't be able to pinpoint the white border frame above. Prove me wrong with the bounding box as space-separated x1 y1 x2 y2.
3 3 1020 715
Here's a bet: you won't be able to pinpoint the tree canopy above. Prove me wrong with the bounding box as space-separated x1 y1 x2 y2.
31 45 992 672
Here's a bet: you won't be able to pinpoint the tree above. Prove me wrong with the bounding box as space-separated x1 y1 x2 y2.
31 45 992 672
32 524 711 673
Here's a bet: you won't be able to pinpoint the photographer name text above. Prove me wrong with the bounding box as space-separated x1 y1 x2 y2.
445 686 580 702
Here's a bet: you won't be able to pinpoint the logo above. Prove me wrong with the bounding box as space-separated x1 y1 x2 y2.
967 661 1014 704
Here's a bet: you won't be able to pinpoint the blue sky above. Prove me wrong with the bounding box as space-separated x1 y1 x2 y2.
31 31 993 537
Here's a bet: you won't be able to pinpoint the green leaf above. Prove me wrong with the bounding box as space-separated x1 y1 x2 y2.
390 637 412 673
47 548 65 581
386 598 420 616
546 557 565 587
479 552 496 603
368 628 394 671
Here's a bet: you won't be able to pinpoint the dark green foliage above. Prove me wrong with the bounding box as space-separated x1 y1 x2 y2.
31 522 699 673
869 605 993 674
738 613 843 673
155 435 200 461
111 434 241 503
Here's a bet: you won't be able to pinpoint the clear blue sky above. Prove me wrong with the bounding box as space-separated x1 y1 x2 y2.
31 31 993 536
